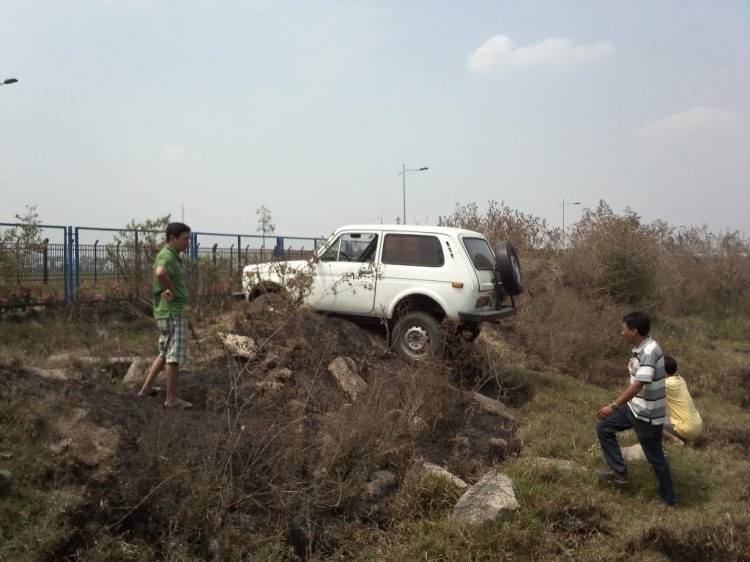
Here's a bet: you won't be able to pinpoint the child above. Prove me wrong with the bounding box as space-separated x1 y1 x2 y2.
663 355 703 445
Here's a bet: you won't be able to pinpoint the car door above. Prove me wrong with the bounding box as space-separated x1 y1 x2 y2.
460 235 496 293
374 231 449 316
311 230 380 314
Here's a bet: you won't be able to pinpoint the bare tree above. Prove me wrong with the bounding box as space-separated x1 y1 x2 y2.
256 205 276 250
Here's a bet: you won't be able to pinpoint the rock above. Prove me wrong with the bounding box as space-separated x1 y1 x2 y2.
327 357 367 400
260 351 281 370
49 438 72 455
218 332 257 358
622 444 646 462
486 437 509 459
472 392 516 420
408 416 428 436
48 352 75 364
364 470 397 499
534 457 579 471
256 380 284 392
269 368 294 383
26 366 74 381
123 357 151 388
422 462 468 489
453 471 520 526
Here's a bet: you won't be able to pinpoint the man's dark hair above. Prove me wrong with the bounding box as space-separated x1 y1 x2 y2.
623 311 650 336
166 222 191 242
664 355 678 375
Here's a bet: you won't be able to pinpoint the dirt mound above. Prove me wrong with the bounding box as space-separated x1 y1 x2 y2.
0 298 529 561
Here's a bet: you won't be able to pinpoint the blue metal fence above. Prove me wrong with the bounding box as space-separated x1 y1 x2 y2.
0 222 323 307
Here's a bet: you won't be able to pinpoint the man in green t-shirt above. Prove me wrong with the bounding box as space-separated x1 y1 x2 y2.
138 222 192 408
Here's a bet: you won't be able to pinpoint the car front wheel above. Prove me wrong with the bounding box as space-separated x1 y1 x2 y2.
392 311 444 361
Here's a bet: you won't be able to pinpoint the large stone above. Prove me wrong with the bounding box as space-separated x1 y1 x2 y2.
327 357 367 400
534 457 579 471
218 332 257 358
486 437 509 459
472 392 516 420
422 462 468 489
123 357 151 388
453 471 520 526
26 366 74 381
622 444 646 462
364 470 397 499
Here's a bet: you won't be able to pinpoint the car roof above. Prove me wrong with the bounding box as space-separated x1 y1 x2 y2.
333 224 486 238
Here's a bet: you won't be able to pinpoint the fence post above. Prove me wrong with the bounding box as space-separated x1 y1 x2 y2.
42 238 49 284
212 243 218 265
134 230 141 297
275 236 284 258
237 235 242 269
93 240 99 283
229 244 234 275
116 241 121 281
74 227 80 298
65 226 73 304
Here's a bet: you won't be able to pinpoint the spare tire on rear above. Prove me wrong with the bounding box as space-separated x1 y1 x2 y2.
493 241 524 296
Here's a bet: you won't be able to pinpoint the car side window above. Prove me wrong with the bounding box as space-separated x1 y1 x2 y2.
320 233 378 262
381 234 444 267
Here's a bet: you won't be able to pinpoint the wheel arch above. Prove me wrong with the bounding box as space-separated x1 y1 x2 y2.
388 291 448 324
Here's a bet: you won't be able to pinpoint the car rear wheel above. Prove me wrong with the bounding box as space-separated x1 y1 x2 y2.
392 311 444 361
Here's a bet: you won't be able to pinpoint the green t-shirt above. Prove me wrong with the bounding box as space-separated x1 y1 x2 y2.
153 245 189 319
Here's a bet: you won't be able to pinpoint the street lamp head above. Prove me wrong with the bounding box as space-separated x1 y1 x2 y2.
2 78 18 85
574 202 581 205
419 167 428 171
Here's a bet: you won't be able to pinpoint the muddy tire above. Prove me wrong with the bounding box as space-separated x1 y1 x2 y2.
494 241 524 296
392 312 444 361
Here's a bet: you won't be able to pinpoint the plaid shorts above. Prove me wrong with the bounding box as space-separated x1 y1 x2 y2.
156 315 188 364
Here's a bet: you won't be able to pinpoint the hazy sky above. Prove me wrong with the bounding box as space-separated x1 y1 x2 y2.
2 0 749 240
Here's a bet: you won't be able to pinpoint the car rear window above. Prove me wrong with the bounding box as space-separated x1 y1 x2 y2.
382 234 444 267
463 238 496 270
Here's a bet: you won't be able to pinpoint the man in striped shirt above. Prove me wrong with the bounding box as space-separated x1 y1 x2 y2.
595 311 677 506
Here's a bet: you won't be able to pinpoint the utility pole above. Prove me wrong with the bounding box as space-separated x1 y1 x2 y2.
398 164 428 225
560 198 581 250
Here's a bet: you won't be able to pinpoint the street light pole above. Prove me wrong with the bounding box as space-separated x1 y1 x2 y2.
560 198 581 250
399 164 429 225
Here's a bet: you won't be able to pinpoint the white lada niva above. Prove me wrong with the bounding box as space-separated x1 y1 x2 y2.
241 224 523 360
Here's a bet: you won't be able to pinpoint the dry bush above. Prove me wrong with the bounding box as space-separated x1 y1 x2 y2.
535 498 610 551
391 465 464 520
443 199 750 374
439 200 559 253
630 517 750 562
514 286 623 376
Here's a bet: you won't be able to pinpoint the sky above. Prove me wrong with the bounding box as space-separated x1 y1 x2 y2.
1 0 749 240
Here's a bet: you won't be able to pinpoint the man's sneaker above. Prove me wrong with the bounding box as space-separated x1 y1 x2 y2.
595 469 628 485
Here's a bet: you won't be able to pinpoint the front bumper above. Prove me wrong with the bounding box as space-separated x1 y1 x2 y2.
458 304 516 324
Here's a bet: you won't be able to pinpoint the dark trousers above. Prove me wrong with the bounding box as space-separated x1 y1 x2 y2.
596 406 677 505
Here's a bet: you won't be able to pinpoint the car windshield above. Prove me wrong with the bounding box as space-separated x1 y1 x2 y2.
463 237 495 270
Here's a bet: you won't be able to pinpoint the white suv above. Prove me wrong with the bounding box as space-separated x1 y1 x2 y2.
240 224 523 360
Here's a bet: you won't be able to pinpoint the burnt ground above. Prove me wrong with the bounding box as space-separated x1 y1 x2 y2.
0 298 531 561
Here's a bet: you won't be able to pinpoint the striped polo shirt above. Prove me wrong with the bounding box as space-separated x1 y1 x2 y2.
628 336 667 424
